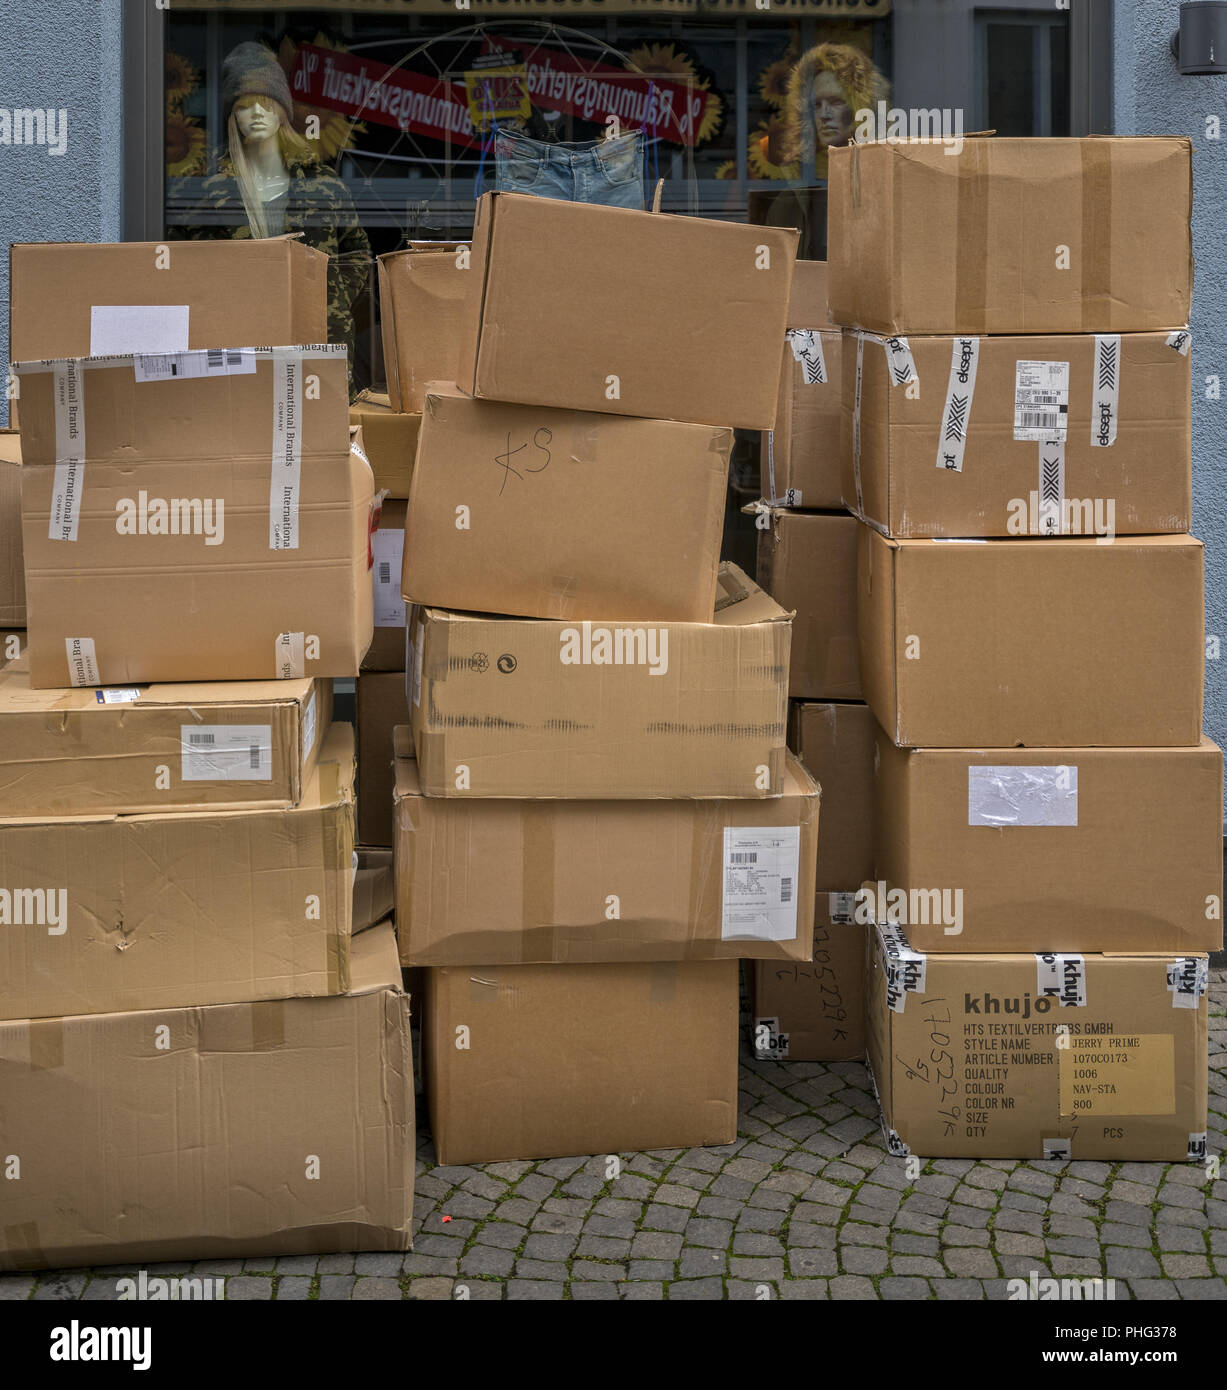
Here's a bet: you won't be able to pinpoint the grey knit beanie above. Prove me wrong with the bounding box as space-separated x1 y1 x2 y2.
222 42 294 128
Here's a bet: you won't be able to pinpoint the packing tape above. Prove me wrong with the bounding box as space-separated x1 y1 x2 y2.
521 803 556 943
1037 440 1066 536
3 1223 46 1269
649 961 677 1004
1167 329 1191 357
1090 335 1120 448
250 1000 287 1052
1036 953 1087 1008
1042 1136 1071 1160
1080 141 1114 333
936 337 980 473
954 139 990 333
1167 957 1209 1009
269 348 303 551
689 804 720 934
28 1019 65 1071
50 360 85 543
851 334 865 514
786 329 827 386
275 631 306 679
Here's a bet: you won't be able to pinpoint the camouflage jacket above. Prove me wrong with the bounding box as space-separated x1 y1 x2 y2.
169 154 370 373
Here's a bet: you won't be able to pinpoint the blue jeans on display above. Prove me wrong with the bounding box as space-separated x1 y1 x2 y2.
492 127 646 211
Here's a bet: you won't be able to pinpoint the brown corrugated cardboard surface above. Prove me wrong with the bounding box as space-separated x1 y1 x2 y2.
872 732 1223 954
756 510 860 700
394 727 819 964
9 238 328 362
458 192 797 429
408 563 790 799
752 898 865 1062
827 138 1193 335
0 661 331 817
0 724 356 1022
857 527 1205 748
364 499 409 672
15 350 375 688
0 922 413 1272
844 330 1192 537
348 392 420 497
0 429 23 626
353 849 394 934
376 242 470 413
789 700 875 892
403 384 729 622
358 672 410 847
866 926 1209 1160
423 958 738 1164
784 261 839 332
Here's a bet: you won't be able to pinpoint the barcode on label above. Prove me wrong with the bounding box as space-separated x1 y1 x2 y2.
207 350 223 368
378 562 391 584
1020 408 1066 429
729 852 758 865
249 744 261 770
206 349 247 369
189 733 216 745
780 877 792 903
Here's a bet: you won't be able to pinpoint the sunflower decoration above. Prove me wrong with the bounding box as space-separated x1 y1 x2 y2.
164 49 207 176
758 54 795 111
165 51 200 106
277 32 366 164
625 42 724 146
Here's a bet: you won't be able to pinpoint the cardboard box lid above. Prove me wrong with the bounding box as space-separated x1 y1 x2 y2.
348 918 404 996
785 261 838 332
351 390 395 415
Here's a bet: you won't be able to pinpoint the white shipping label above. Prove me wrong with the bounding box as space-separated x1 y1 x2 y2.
720 826 801 942
50 362 85 542
936 336 980 473
303 689 318 761
372 528 407 627
1036 953 1087 1008
1014 360 1070 441
269 349 303 550
968 765 1078 827
275 631 305 680
1090 335 1121 448
90 305 189 357
181 724 273 782
64 638 99 688
786 329 828 386
1037 439 1067 536
133 348 256 383
1166 330 1191 357
828 890 856 925
1167 957 1209 1009
96 688 140 704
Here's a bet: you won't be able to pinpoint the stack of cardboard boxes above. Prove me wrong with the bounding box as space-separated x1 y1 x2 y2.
387 191 823 1164
0 241 414 1272
828 135 1219 1160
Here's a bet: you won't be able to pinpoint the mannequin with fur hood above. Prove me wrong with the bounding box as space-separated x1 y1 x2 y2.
780 41 890 180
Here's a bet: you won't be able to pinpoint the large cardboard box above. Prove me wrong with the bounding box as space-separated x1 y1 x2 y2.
403 384 729 622
358 673 410 847
872 734 1223 954
866 925 1209 1161
394 728 819 965
761 261 843 508
0 923 413 1272
423 958 738 1164
789 700 875 893
752 898 865 1062
377 242 470 413
0 429 23 626
0 724 356 1022
15 348 375 688
349 391 420 496
827 137 1193 335
9 237 328 363
844 330 1192 537
408 563 790 799
0 662 331 817
459 192 798 429
353 849 394 934
756 509 860 701
365 499 409 672
859 528 1204 748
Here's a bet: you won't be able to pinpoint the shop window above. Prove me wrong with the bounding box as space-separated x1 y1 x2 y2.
976 8 1071 137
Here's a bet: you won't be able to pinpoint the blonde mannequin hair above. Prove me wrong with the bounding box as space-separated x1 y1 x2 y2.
228 98 316 239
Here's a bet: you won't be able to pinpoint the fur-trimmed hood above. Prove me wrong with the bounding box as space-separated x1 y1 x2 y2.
782 43 890 168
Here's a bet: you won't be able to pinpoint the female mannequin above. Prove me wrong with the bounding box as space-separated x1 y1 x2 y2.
173 42 370 395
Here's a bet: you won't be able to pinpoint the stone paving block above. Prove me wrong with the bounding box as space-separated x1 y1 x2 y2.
507 1280 565 1300
828 1275 878 1300
318 1275 356 1300
679 1249 727 1278
532 1211 584 1236
275 1276 313 1300
1127 1279 1181 1301
621 1282 665 1300
1176 1278 1227 1300
1156 1226 1208 1254
1106 1248 1161 1278
354 1252 404 1275
353 1277 402 1301
945 1248 998 1278
779 1279 829 1299
32 1276 87 1301
460 1246 515 1277
934 1279 985 1300
577 1236 630 1260
642 1204 690 1233
667 1277 725 1300
840 1246 888 1275
1161 1253 1211 1278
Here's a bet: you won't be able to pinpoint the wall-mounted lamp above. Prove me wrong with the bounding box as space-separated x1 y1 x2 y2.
1171 1 1227 74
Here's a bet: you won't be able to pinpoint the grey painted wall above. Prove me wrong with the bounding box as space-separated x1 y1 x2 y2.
1115 0 1227 816
0 0 124 426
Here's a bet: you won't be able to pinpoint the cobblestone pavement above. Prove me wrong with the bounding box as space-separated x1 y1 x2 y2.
4 971 1225 1303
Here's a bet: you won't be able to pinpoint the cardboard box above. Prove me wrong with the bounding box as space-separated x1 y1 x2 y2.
0 724 356 1022
844 330 1192 537
394 728 819 965
423 958 738 1164
9 237 328 364
377 242 470 413
353 849 394 934
15 348 375 688
789 700 875 893
762 261 843 508
756 509 860 701
858 528 1205 747
0 661 331 817
0 429 23 626
0 923 412 1272
752 897 865 1062
364 499 409 672
404 384 729 622
828 137 1193 335
459 192 798 429
358 673 410 847
866 924 1209 1160
348 392 420 497
872 734 1223 954
408 563 790 799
